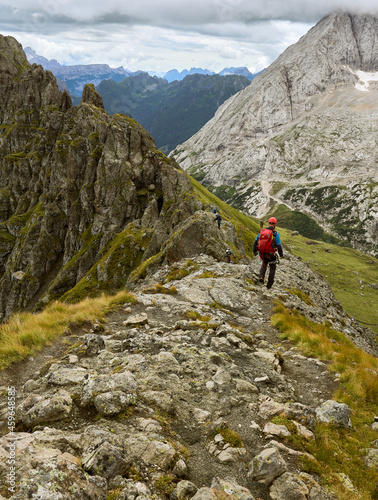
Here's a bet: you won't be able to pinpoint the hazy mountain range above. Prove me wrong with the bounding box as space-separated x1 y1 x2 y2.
24 47 260 95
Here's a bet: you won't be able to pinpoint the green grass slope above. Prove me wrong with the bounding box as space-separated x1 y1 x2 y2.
281 228 378 334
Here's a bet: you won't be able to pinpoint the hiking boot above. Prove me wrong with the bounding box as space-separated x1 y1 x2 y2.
258 278 264 285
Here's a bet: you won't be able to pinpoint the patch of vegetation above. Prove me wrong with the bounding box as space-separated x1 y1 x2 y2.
61 224 152 303
182 310 211 322
154 474 176 497
143 284 178 295
271 302 378 499
194 271 215 279
287 288 314 306
0 291 135 370
266 204 341 244
106 489 124 500
164 260 199 283
282 229 378 335
210 425 243 448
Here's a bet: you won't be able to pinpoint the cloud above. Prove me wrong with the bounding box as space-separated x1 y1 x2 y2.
1 0 378 72
7 0 378 27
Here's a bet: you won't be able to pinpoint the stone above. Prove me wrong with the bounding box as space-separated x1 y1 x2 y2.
263 422 291 438
315 400 352 429
174 480 198 499
211 477 254 499
94 390 136 416
363 448 378 468
19 390 72 427
82 441 131 479
47 365 88 385
247 447 287 485
270 472 309 500
83 334 105 356
123 313 149 326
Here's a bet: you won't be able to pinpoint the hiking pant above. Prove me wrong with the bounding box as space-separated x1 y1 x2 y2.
259 253 277 289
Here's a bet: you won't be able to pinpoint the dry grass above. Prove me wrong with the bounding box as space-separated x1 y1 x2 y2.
271 301 378 499
0 291 136 370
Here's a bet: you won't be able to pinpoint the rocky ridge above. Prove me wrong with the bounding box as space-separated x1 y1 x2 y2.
0 252 377 499
0 35 246 322
172 12 378 256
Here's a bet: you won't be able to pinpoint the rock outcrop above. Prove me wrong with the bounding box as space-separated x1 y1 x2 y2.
1 253 375 499
0 35 247 321
172 12 378 256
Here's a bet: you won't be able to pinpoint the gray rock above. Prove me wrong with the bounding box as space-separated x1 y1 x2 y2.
211 477 254 499
9 460 107 499
19 391 72 427
84 334 105 356
94 390 137 416
315 400 352 429
270 472 309 500
247 447 287 485
172 480 198 499
363 448 378 468
47 365 88 386
82 441 131 479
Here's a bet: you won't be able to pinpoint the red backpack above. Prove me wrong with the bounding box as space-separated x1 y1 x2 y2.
258 228 275 253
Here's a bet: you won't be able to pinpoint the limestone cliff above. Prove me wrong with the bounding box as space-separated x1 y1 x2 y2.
0 35 245 321
172 12 378 256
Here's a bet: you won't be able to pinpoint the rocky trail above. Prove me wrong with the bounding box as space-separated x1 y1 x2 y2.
0 254 374 499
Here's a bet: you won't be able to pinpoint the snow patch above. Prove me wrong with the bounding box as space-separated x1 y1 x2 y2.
351 69 378 92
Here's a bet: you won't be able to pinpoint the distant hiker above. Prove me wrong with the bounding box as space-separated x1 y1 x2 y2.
214 212 222 230
212 208 217 214
253 217 284 289
226 248 233 263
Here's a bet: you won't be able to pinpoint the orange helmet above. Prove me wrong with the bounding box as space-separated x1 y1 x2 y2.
268 217 277 224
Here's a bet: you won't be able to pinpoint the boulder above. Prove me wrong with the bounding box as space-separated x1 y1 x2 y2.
247 447 287 485
315 400 352 429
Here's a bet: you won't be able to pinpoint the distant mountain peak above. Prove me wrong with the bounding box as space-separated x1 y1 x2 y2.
172 11 378 256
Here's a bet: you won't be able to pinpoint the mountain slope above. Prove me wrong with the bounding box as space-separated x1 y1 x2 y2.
97 72 250 153
172 12 378 257
0 35 249 322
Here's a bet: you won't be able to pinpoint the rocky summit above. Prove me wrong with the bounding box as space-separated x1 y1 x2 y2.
0 35 239 322
172 12 378 257
0 253 376 500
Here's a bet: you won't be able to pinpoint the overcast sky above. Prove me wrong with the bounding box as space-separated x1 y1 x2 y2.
1 0 378 74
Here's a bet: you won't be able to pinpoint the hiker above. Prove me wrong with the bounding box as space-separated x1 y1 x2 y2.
214 212 222 229
226 248 233 263
253 217 284 289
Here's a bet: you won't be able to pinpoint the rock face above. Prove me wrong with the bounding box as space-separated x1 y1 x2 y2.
0 35 248 321
173 12 378 256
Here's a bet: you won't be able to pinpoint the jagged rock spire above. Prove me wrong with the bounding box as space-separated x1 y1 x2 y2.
80 83 105 109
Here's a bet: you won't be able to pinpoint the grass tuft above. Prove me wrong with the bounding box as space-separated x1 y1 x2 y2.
0 291 136 370
271 301 378 499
